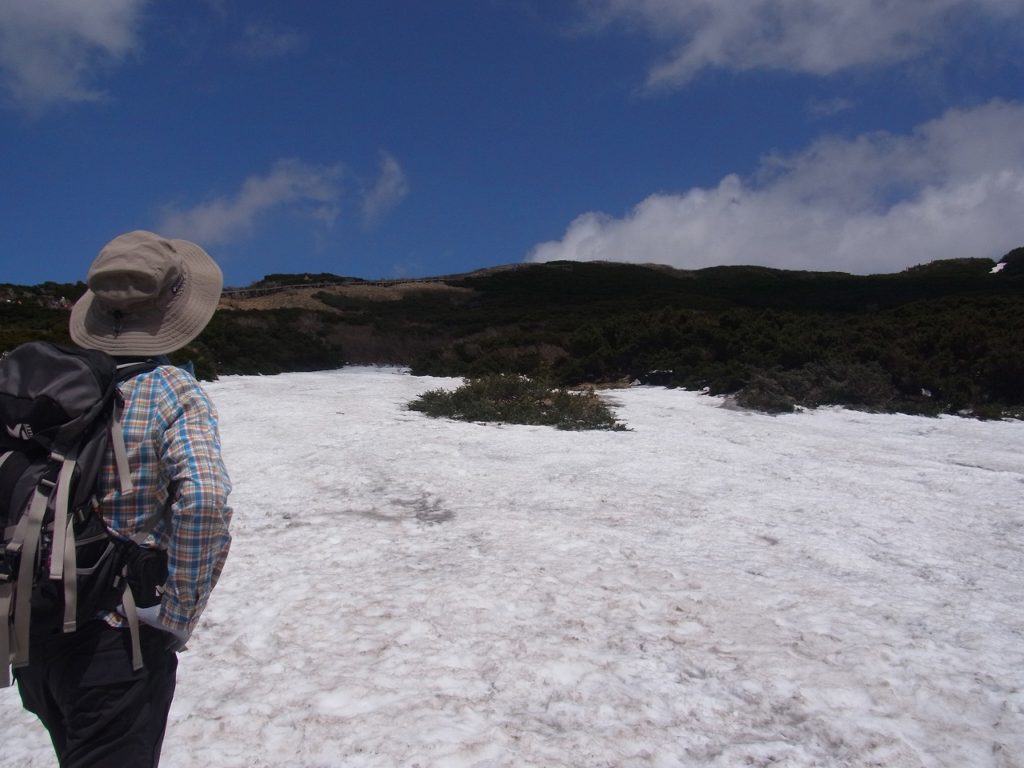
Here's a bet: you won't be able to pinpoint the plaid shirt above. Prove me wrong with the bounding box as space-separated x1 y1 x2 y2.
99 365 232 639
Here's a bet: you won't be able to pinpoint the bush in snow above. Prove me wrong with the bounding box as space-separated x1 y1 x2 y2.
409 374 626 431
733 361 899 414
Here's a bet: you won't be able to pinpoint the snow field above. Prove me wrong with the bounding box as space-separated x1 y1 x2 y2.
2 368 1021 767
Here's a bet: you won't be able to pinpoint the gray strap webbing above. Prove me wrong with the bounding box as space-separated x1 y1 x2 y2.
49 456 75 582
119 582 144 672
61 524 79 633
116 508 168 670
110 398 134 495
0 583 12 687
11 488 49 667
0 450 10 471
8 496 33 550
47 457 81 631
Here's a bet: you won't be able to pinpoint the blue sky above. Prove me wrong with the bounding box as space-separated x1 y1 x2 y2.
2 1 1023 288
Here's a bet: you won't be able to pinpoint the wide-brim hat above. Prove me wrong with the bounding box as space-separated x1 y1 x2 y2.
69 230 223 356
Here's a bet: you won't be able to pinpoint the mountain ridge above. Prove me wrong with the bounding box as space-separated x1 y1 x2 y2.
3 253 1022 418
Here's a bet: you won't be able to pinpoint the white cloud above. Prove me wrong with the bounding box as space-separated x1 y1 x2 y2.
235 22 307 60
529 101 1024 274
0 0 148 113
807 96 854 119
578 0 1024 89
158 159 344 245
362 152 410 227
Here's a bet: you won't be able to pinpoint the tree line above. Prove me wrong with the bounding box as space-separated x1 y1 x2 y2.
3 249 1022 418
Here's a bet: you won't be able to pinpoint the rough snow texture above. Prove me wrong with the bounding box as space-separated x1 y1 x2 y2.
2 368 1022 768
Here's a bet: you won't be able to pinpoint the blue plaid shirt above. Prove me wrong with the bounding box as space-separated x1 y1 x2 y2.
99 365 232 639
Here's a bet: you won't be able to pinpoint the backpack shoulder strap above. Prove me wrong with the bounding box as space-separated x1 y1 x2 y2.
109 361 160 495
5 481 51 672
116 361 161 381
57 360 160 635
108 361 167 672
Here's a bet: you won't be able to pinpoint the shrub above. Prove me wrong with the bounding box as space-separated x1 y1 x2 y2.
731 372 797 414
732 361 899 414
408 374 626 430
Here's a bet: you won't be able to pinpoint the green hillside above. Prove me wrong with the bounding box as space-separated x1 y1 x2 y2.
3 251 1022 418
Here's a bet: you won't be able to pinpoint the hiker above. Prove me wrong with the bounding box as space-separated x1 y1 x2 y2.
13 231 233 767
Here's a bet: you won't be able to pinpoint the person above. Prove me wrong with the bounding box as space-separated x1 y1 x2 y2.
14 230 233 767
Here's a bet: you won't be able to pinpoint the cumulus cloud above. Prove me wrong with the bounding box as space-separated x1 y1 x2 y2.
158 159 344 245
529 101 1024 274
0 0 147 113
362 152 410 227
578 0 1024 89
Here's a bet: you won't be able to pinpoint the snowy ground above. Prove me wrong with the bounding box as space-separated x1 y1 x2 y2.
3 367 1022 768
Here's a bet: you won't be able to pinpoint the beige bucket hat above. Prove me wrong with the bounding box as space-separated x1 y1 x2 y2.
69 230 223 356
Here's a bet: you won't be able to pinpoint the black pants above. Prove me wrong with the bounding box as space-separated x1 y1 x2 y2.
14 621 178 768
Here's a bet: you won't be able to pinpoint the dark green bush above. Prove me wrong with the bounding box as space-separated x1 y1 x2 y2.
731 373 797 414
732 361 899 414
192 309 346 375
408 374 626 430
5 257 1022 417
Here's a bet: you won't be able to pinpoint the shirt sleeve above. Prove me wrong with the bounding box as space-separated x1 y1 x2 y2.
155 368 233 636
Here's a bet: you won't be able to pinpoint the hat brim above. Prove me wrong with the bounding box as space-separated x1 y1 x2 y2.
69 238 223 356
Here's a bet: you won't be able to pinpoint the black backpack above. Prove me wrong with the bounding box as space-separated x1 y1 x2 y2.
0 341 161 685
